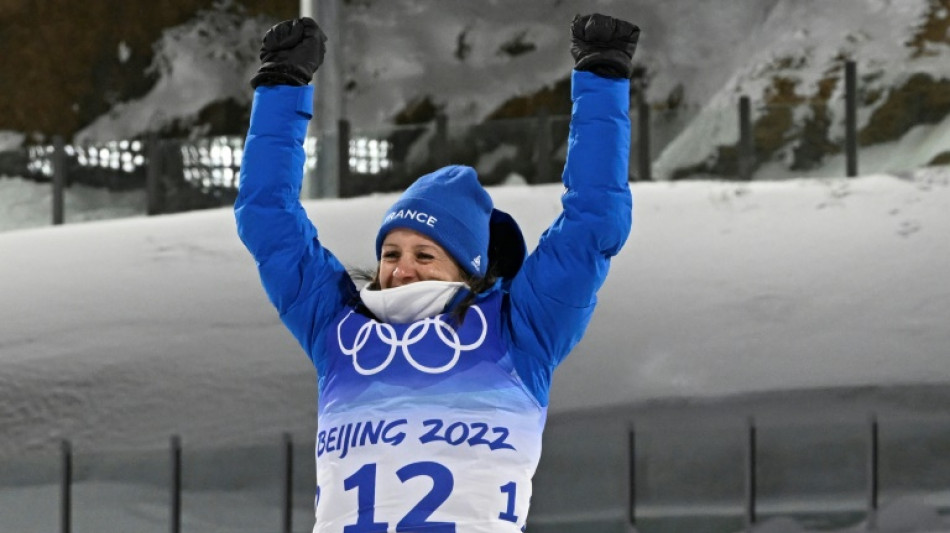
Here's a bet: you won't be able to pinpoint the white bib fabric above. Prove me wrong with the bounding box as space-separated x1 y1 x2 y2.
359 280 466 324
316 289 546 533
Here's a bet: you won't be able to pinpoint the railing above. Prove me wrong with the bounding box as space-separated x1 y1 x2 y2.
533 412 950 533
0 434 317 533
3 414 948 533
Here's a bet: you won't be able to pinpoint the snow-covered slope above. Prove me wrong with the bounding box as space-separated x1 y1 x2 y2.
337 0 782 127
75 0 783 139
654 0 950 179
2 169 949 459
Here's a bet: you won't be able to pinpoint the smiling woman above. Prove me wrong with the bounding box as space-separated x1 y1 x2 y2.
234 13 637 533
378 229 463 288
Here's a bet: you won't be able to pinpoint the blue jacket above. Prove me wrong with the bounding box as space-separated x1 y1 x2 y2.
235 70 632 408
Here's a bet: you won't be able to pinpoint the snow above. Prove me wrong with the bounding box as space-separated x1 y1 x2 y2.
652 0 946 179
5 171 947 437
2 0 950 531
0 131 24 152
0 176 146 232
2 170 950 532
69 0 950 180
75 6 269 143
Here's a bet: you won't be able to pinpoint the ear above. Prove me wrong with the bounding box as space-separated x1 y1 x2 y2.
488 208 527 280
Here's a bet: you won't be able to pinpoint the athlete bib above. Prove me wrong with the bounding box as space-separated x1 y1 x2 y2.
313 290 546 532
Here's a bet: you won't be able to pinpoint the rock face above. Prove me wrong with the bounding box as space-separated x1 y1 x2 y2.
0 0 292 141
657 0 950 180
673 66 950 180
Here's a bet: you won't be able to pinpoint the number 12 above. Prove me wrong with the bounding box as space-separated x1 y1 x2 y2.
343 462 455 533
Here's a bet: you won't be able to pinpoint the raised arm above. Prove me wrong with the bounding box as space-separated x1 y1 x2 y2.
234 18 353 368
506 14 639 404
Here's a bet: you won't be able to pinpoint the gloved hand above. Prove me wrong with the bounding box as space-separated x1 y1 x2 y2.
570 13 640 79
250 17 327 89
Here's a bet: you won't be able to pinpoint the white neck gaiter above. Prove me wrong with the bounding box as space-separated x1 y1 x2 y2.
360 280 467 324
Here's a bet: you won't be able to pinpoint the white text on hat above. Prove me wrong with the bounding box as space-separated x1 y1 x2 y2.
384 209 438 227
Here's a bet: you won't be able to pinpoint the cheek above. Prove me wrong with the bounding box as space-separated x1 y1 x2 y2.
422 261 462 282
377 263 393 287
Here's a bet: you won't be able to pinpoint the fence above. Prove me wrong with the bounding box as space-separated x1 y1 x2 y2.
3 413 949 533
7 60 945 227
534 410 950 533
1 434 316 533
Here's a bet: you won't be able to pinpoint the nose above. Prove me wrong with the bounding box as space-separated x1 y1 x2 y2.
391 259 418 285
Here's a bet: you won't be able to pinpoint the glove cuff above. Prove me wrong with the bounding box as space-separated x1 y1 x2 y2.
250 63 311 88
573 50 633 79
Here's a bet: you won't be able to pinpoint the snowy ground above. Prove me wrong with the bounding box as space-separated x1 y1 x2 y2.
2 167 949 532
0 176 146 233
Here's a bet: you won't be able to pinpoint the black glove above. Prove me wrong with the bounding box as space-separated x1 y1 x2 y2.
250 17 327 89
570 13 640 79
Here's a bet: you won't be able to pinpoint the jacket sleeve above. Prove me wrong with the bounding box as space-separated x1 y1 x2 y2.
505 70 633 406
234 84 355 373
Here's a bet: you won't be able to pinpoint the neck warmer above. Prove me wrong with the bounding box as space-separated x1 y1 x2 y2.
359 280 466 324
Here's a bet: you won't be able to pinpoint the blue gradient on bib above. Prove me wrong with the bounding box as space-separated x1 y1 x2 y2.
320 291 538 415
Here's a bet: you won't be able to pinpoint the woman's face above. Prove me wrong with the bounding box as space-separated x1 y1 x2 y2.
378 228 464 289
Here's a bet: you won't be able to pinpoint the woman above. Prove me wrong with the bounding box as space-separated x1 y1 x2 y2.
236 13 638 533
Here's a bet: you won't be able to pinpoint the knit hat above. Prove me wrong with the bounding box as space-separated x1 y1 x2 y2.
376 165 492 277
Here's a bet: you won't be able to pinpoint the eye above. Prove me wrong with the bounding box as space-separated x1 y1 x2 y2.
382 250 400 260
416 252 434 262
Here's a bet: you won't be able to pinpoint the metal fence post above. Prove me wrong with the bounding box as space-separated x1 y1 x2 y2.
627 424 637 530
309 0 343 199
433 113 449 169
637 99 652 181
738 96 754 181
745 417 757 529
845 60 858 177
170 435 181 533
60 439 72 533
52 136 66 225
283 432 294 533
146 137 162 216
535 107 552 183
867 415 879 530
337 119 351 189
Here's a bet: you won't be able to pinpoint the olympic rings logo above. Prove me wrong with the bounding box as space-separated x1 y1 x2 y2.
336 306 488 375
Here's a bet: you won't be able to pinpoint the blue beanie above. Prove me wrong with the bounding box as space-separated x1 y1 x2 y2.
376 165 492 277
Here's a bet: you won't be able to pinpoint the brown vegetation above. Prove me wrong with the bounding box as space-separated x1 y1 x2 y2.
487 76 573 120
860 74 950 145
0 0 293 141
907 0 950 58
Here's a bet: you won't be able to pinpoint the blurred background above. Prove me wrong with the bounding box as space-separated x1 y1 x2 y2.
3 0 950 227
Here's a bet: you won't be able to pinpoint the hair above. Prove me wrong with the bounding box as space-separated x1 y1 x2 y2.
348 261 498 324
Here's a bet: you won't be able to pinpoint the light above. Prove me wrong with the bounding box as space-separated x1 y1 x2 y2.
210 143 222 164
347 136 392 175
